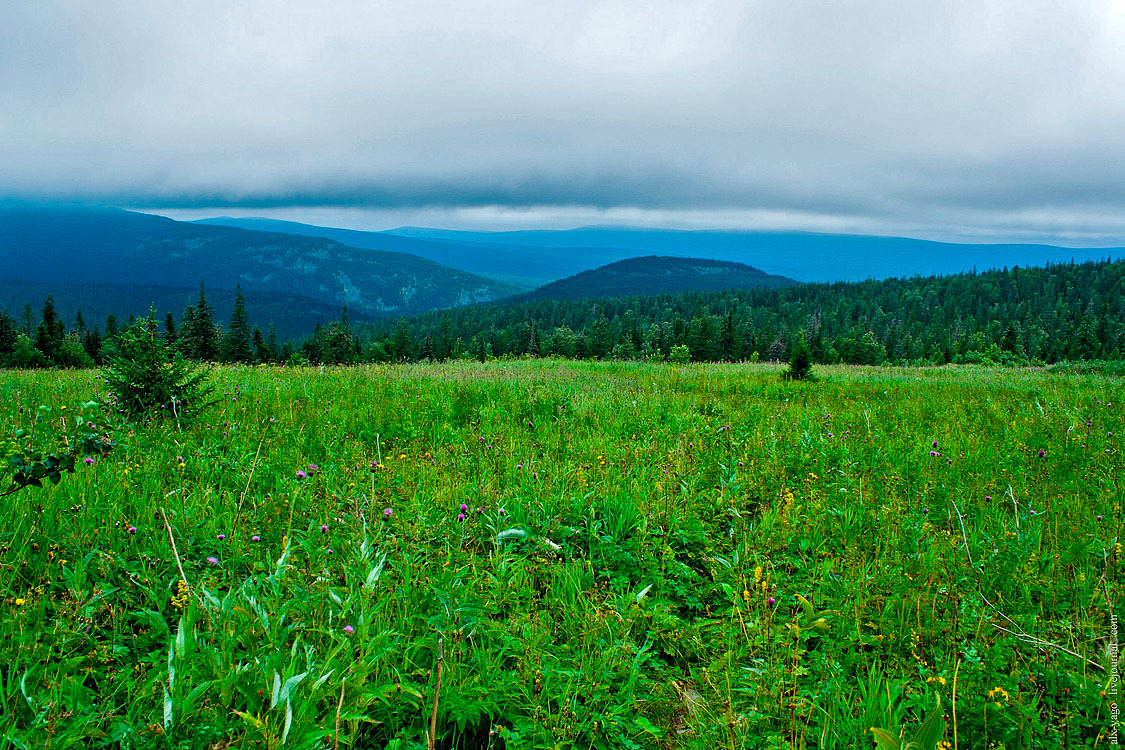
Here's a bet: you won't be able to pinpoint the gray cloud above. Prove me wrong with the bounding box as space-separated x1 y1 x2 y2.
2 0 1124 242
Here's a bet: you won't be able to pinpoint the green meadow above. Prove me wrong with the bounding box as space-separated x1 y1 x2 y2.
0 361 1120 749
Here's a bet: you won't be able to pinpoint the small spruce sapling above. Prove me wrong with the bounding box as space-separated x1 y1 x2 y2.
783 339 815 381
101 311 215 420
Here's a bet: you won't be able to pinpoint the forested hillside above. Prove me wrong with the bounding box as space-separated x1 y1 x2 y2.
360 260 1124 365
522 256 795 300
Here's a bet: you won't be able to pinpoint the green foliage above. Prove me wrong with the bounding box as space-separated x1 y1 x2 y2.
1 400 115 497
0 361 1119 748
783 338 815 381
669 343 691 363
101 313 215 420
871 706 946 750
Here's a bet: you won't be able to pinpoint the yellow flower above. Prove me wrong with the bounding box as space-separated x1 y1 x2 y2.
14 598 25 606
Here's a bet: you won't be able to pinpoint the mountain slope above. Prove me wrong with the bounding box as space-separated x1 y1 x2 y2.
0 204 521 320
523 256 796 301
385 226 1125 283
195 217 568 288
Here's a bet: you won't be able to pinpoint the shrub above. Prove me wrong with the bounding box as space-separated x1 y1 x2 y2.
101 313 214 420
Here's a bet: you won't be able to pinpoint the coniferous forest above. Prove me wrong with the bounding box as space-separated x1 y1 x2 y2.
0 259 1122 369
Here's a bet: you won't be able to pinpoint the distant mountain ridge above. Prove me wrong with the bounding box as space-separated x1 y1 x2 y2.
0 205 520 322
382 226 1125 283
523 256 796 301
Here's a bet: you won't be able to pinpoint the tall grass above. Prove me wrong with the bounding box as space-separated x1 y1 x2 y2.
0 362 1119 748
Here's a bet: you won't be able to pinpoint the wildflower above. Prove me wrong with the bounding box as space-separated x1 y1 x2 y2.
767 596 776 605
383 507 394 518
1037 449 1045 458
320 524 328 533
206 556 219 566
457 513 466 521
14 598 24 606
251 535 261 542
127 526 137 534
985 495 992 500
460 503 469 512
171 580 189 610
308 464 319 474
216 533 226 540
932 440 938 448
343 625 355 635
83 457 95 465
295 470 308 480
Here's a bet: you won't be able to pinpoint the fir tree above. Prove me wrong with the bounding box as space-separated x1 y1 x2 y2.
164 313 178 345
221 285 253 363
0 310 18 356
35 296 66 363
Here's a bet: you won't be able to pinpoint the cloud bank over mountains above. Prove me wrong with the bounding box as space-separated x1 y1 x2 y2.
2 1 1124 242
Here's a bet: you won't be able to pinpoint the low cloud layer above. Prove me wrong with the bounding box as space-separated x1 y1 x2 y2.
2 1 1124 242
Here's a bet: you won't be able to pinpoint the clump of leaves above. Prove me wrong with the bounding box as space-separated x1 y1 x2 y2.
1 400 116 497
870 706 945 749
102 312 214 420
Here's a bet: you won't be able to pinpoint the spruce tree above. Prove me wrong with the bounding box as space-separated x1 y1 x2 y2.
783 338 815 381
221 285 253 363
35 296 66 363
0 310 18 356
253 326 269 363
192 282 220 361
164 313 177 345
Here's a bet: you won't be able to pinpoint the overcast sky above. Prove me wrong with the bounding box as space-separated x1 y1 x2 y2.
2 1 1124 243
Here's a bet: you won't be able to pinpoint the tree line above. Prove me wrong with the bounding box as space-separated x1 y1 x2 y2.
357 259 1124 365
0 283 361 368
1 260 1122 368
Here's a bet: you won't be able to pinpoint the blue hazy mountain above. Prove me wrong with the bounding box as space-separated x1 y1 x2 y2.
0 205 521 321
196 217 566 288
522 256 796 301
385 226 1125 283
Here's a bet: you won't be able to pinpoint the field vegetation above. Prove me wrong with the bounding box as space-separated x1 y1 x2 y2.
0 361 1120 748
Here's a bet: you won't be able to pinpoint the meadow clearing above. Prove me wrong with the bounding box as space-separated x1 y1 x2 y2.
0 361 1120 749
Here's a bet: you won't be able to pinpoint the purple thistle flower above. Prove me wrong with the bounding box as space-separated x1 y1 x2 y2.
457 513 466 521
83 457 95 465
985 495 992 501
295 470 308 480
383 507 394 518
206 556 219 566
460 503 469 512
216 533 226 540
127 526 137 534
251 535 261 542
308 463 319 474
767 597 776 605
1037 449 1045 458
343 625 355 634
320 524 328 533
932 440 939 448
